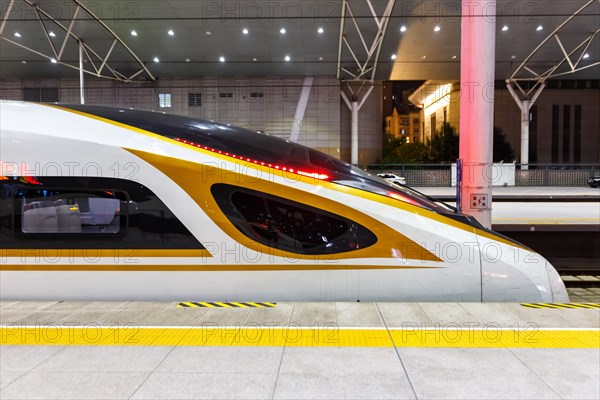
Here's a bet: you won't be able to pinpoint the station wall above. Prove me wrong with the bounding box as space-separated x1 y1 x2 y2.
0 76 369 161
494 87 600 164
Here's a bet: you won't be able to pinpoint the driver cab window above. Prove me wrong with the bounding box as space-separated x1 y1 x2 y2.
212 184 377 255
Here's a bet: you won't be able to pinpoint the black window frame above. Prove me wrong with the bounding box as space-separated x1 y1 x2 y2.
188 93 202 107
23 87 59 103
211 184 378 256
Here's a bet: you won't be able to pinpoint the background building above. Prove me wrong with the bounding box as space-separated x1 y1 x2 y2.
407 80 600 163
408 81 460 142
385 108 422 143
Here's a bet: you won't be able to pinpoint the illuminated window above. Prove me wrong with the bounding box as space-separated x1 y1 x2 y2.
158 93 172 108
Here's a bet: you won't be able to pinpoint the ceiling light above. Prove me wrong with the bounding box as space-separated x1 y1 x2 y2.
318 57 323 61
434 26 441 32
583 53 590 59
421 55 427 59
317 27 324 34
153 57 159 63
14 32 21 38
185 58 191 62
400 26 407 32
49 31 56 37
219 56 225 62
50 58 57 63
280 28 286 34
206 31 211 35
21 60 26 64
502 25 509 31
511 55 517 59
536 25 543 31
167 29 174 36
242 28 249 35
252 57 257 61
284 55 291 62
451 55 457 59
391 54 396 60
130 30 137 36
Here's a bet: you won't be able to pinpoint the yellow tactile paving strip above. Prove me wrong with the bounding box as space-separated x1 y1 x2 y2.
1 326 598 348
178 302 276 308
521 303 599 309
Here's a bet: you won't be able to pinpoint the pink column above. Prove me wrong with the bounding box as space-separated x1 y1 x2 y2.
459 0 497 228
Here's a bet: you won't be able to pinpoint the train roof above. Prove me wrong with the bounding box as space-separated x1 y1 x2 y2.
59 104 352 177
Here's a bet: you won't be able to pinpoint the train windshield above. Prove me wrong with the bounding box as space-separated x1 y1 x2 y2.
59 104 451 214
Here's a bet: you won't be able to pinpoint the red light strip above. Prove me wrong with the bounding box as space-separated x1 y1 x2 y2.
388 191 421 207
24 176 41 185
174 138 329 180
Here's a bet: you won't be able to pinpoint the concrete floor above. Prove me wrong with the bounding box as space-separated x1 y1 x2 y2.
1 298 598 400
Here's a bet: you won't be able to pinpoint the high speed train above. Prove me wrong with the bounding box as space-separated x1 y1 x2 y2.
0 100 568 302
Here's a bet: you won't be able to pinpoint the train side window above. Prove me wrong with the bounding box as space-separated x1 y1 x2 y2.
17 190 123 234
3 177 205 250
211 184 377 255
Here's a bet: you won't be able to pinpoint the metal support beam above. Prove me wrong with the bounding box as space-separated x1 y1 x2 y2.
337 0 396 83
341 85 374 165
351 100 359 165
34 7 59 59
502 0 598 188
79 40 85 104
289 77 314 143
506 83 545 169
58 5 80 61
459 0 496 229
0 0 15 36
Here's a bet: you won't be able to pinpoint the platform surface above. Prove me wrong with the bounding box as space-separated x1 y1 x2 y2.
1 292 599 400
416 187 600 226
419 186 600 199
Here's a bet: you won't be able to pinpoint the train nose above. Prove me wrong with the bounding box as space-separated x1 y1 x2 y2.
545 260 570 303
479 238 568 302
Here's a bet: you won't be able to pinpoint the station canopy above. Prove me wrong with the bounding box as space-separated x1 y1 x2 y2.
0 0 598 81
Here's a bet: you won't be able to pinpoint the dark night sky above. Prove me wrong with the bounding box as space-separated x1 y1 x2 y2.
383 80 424 119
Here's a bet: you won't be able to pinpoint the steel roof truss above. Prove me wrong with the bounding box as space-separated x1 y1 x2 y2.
0 0 154 82
0 0 15 36
508 0 599 82
337 0 396 83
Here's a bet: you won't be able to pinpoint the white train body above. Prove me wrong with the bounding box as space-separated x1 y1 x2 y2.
0 101 568 302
